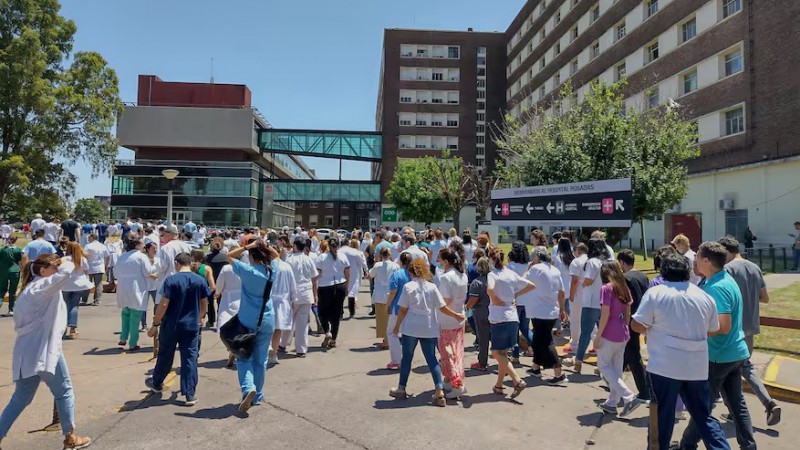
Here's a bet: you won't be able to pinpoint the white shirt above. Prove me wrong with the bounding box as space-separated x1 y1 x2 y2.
215 264 241 305
43 222 60 242
30 218 46 234
0 224 12 236
605 244 615 260
271 259 299 330
462 243 476 265
684 249 702 285
156 239 193 297
84 240 109 275
428 239 448 268
315 252 350 287
369 261 399 304
633 282 720 381
581 257 604 309
507 261 528 277
487 268 528 323
553 253 572 298
193 227 206 245
436 268 468 330
400 244 430 265
287 252 319 304
390 241 402 261
12 262 73 380
62 256 93 292
359 239 372 253
223 238 239 251
520 262 564 319
107 224 119 236
569 254 588 307
398 279 446 338
146 258 160 291
114 250 155 311
105 240 123 267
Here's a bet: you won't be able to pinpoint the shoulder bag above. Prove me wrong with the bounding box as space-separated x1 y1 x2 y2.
219 266 273 359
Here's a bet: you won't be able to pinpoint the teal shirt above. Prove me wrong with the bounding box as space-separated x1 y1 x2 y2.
704 270 750 363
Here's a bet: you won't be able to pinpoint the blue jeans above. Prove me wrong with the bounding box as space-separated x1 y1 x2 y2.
153 327 200 398
399 334 443 390
512 305 533 358
792 248 800 270
0 355 74 437
648 372 729 450
62 290 86 328
680 360 755 450
576 307 601 361
237 316 275 404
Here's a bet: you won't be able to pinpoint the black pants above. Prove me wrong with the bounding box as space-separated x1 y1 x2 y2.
624 329 649 400
346 297 356 317
206 291 216 326
531 318 560 369
472 307 491 367
318 282 346 339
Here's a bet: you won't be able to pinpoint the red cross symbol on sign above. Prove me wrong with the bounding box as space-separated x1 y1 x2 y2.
602 198 614 215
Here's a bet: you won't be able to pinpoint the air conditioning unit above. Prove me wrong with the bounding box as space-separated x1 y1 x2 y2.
719 198 735 210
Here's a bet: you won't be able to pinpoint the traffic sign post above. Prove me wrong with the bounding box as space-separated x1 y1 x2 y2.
490 178 633 227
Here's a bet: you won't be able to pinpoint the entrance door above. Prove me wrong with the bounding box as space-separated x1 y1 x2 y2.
172 211 192 227
669 213 702 250
114 209 128 221
725 209 748 244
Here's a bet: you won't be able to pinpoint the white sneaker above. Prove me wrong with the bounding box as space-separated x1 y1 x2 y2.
675 411 688 420
445 386 467 399
443 380 452 391
268 354 279 365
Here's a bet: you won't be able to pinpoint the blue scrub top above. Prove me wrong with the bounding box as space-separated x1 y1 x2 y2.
161 272 212 332
232 259 274 330
388 269 410 315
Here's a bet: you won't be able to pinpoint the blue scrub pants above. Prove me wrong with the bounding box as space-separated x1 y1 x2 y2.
237 316 275 404
153 327 200 398
399 335 443 390
0 355 74 437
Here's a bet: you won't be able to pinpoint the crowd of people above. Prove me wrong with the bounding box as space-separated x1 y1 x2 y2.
0 215 787 449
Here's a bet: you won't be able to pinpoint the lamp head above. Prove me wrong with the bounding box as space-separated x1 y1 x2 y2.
161 169 180 180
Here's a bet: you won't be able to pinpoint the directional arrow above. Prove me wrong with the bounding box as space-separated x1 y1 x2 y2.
546 202 555 214
615 199 625 211
526 203 533 214
494 204 501 215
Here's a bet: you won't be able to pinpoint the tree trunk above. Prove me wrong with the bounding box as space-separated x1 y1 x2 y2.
452 207 461 235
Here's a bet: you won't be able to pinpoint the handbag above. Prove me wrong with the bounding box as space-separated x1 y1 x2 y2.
219 267 273 359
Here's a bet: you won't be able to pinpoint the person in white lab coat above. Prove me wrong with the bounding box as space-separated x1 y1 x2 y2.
104 233 124 286
0 254 92 450
369 247 399 350
114 239 156 351
141 242 160 331
279 239 319 357
268 246 299 366
342 239 368 319
215 251 242 368
155 225 192 297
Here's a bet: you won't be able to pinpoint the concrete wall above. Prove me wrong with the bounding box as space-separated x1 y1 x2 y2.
117 106 257 151
626 157 800 248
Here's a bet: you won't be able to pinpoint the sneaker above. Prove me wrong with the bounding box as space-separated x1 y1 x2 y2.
63 432 92 449
620 398 645 418
598 403 617 415
7 310 13 317
322 332 332 348
562 345 574 353
548 374 568 384
386 363 400 370
296 353 306 358
588 349 597 355
239 390 257 414
268 354 279 365
766 401 782 426
445 386 467 399
389 387 409 399
561 357 575 367
470 362 488 371
369 306 376 316
668 443 681 450
277 346 287 354
527 368 542 377
329 339 337 348
145 378 163 394
184 395 197 406
128 346 141 352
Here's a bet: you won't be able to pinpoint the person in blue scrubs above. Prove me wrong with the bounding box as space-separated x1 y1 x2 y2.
225 239 280 415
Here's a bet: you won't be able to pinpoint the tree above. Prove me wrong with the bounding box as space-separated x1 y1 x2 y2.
495 81 699 245
0 0 123 217
73 197 104 223
386 157 450 225
420 151 473 232
472 171 496 222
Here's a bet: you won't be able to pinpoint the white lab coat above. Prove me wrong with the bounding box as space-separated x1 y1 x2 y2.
114 250 155 311
12 262 73 381
369 260 399 304
215 264 241 328
105 240 123 268
155 239 192 299
287 252 318 305
271 259 298 331
342 246 367 298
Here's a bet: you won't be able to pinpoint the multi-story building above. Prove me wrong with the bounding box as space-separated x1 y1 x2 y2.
113 75 314 228
375 29 507 229
502 0 800 247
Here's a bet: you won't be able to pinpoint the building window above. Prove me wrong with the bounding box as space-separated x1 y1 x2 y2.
681 18 697 43
448 46 460 59
554 72 561 86
399 119 412 126
476 135 485 144
615 62 626 81
325 202 334 209
723 0 742 18
310 202 320 209
447 119 459 127
540 29 546 42
725 107 744 135
648 87 660 109
324 216 334 227
432 72 443 81
555 11 561 24
400 96 412 103
615 22 626 41
555 42 561 55
570 59 578 75
341 203 349 209
540 57 546 70
477 101 486 110
477 56 486 66
724 50 743 76
571 26 579 41
431 119 443 126
540 1 546 14
572 0 579 7
591 4 600 22
295 202 304 207
416 119 427 126
646 41 659 64
646 0 659 18
591 40 600 59
476 124 485 133
309 215 318 226
539 85 546 97
477 79 486 88
683 70 698 94
477 90 486 99
477 112 485 121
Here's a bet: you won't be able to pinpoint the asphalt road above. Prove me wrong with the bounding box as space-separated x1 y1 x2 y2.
0 284 794 450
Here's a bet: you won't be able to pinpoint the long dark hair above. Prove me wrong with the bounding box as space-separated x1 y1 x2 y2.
489 247 505 270
557 237 574 266
448 240 466 267
440 248 464 274
248 239 276 265
600 260 631 305
508 240 530 264
586 238 609 261
20 254 59 291
327 237 340 260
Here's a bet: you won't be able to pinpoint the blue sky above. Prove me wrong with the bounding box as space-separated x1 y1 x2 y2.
60 0 525 198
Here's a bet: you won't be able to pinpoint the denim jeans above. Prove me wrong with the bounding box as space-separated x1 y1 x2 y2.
153 326 200 398
237 316 275 404
792 248 800 270
680 360 755 450
648 372 729 450
512 305 533 358
0 354 74 437
62 290 86 328
399 334 443 390
576 307 601 361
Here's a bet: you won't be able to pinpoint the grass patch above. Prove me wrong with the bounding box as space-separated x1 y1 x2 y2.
755 282 800 357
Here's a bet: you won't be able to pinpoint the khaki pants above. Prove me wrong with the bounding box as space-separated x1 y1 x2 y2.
375 302 389 339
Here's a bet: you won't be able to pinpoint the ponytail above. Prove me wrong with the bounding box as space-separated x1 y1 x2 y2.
489 247 505 270
440 248 465 274
328 238 339 260
19 254 59 292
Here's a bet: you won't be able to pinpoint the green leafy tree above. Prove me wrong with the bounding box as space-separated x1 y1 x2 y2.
496 81 699 245
386 158 450 225
0 0 123 217
73 197 104 223
419 151 474 232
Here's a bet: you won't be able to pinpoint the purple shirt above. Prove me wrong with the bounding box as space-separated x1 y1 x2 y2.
648 275 665 289
600 284 630 343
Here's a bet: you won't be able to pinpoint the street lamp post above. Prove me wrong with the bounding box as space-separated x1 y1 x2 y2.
161 169 180 225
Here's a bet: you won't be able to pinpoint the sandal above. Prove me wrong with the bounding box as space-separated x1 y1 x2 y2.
511 381 527 399
389 387 409 399
493 385 506 395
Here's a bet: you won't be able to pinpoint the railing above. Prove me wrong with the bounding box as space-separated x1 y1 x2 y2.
114 159 260 169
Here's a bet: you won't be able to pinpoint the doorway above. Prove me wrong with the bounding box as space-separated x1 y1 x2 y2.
669 213 702 250
172 211 192 227
725 209 748 244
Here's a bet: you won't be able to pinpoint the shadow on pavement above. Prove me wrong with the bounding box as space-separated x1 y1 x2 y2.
349 346 383 353
174 403 245 420
84 347 127 356
119 391 180 412
198 359 233 370
366 368 397 376
373 391 437 409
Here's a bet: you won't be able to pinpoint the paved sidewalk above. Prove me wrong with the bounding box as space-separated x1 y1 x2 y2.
764 272 800 289
0 287 795 450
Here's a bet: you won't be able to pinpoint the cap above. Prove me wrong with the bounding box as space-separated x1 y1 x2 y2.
35 213 42 219
164 225 179 235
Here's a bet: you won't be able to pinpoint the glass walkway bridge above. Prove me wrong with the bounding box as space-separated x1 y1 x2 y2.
258 129 382 202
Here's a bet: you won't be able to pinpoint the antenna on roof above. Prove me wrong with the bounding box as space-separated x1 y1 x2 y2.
210 57 215 84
